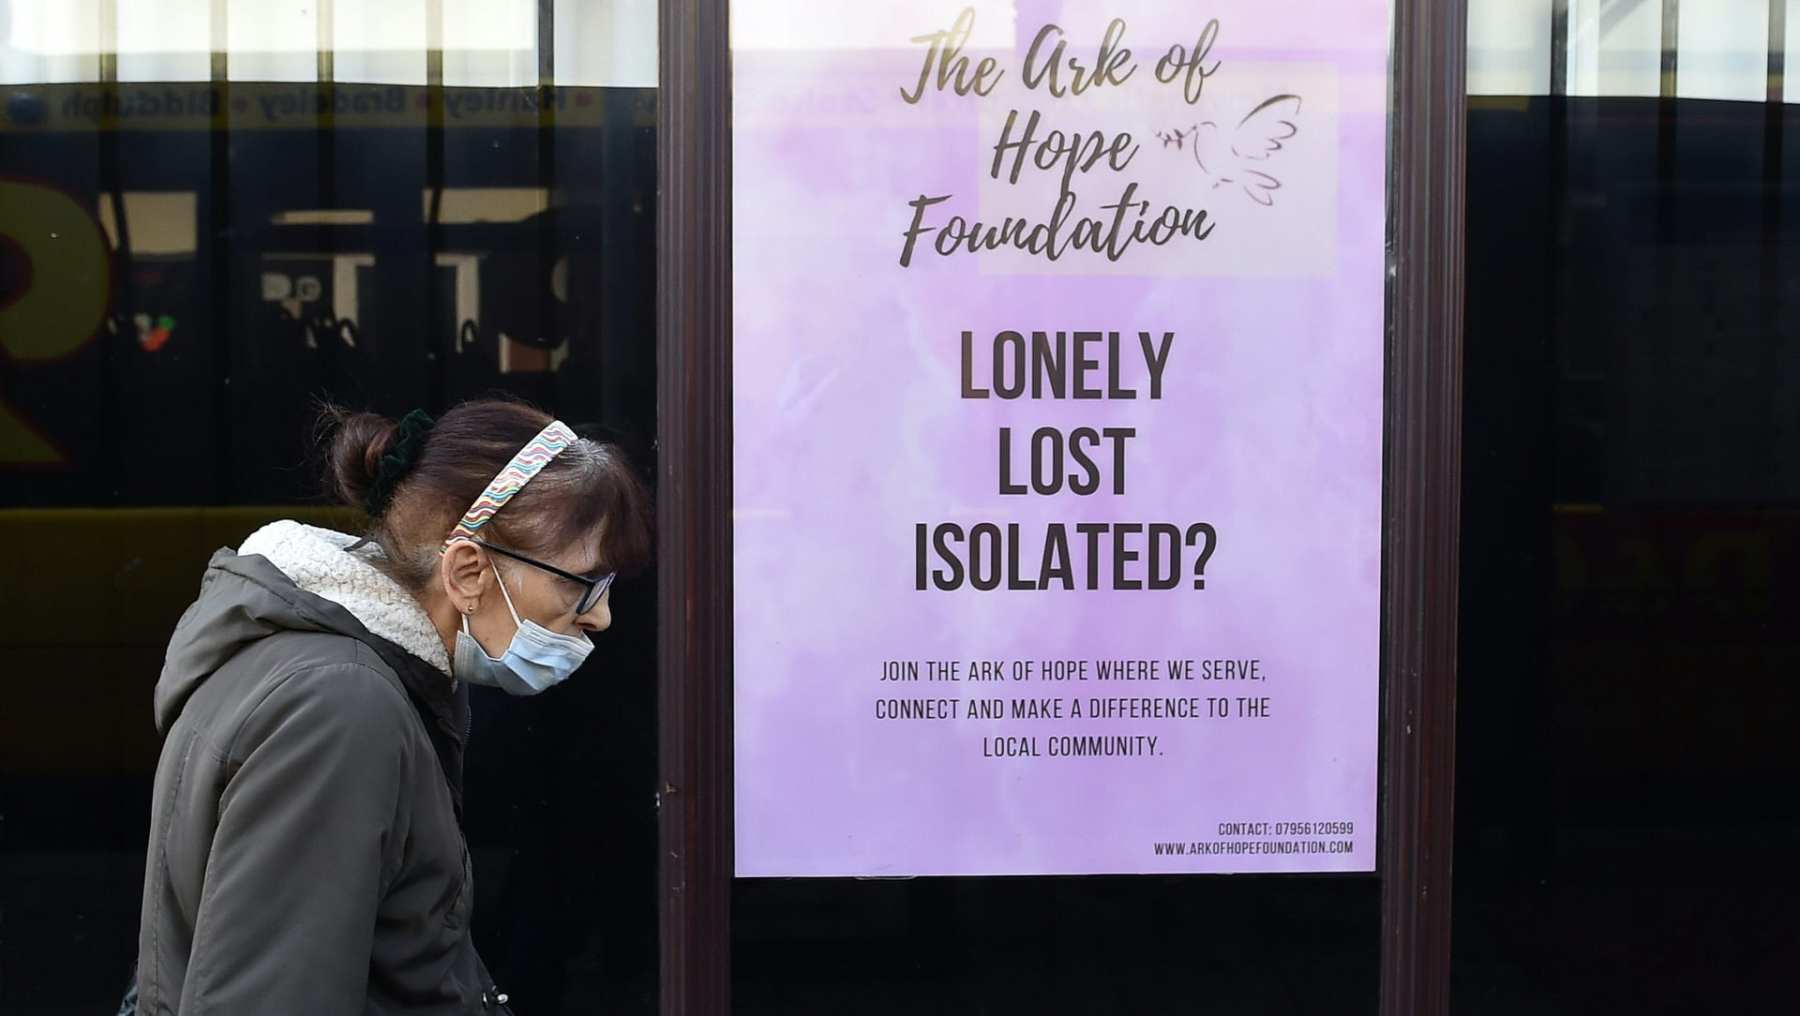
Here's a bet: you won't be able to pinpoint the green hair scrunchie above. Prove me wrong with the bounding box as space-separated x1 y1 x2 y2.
364 409 436 517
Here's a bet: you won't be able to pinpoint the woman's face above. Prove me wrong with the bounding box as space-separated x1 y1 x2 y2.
445 535 613 654
491 541 613 636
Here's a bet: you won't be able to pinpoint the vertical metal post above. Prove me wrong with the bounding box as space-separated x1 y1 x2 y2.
1661 0 1681 99
1771 0 1788 103
1551 0 1570 99
426 0 447 412
96 0 125 501
537 0 559 361
317 0 337 233
1762 2 1786 487
1378 0 1467 1012
657 0 733 1012
209 0 233 503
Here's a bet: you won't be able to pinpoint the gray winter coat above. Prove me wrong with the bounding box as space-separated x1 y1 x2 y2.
136 521 508 1014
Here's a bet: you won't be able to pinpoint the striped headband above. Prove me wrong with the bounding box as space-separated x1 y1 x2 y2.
447 419 577 543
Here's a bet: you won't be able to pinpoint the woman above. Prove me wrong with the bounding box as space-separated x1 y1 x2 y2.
132 399 651 1014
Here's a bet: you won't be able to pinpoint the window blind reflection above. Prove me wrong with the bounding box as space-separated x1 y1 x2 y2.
1469 0 1555 96
441 0 536 87
1678 0 1771 100
554 0 656 88
331 0 428 85
3 0 659 88
224 0 315 83
1566 0 1663 98
117 0 212 82
1 0 103 84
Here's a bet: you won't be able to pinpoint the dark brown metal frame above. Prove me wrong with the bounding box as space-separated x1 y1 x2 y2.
657 1 1466 1012
657 0 733 1013
1377 0 1466 1013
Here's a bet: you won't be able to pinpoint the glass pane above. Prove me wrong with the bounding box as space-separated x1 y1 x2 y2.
443 0 539 87
0 4 659 1013
556 0 658 88
333 0 431 86
736 878 1379 1013
1458 4 1799 1010
226 0 316 83
117 0 213 83
1566 0 1663 99
1677 0 1770 102
1469 0 1554 96
731 0 1388 1007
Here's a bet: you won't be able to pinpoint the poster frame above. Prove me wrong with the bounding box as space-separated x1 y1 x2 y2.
655 0 1465 1010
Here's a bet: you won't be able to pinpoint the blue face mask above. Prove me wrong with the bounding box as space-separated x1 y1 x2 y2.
453 563 594 695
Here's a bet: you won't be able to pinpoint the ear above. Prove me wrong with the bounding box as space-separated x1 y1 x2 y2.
440 539 490 611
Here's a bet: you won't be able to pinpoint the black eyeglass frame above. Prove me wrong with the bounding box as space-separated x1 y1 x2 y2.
456 535 616 615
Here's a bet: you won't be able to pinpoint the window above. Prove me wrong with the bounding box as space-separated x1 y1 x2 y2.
0 4 660 1012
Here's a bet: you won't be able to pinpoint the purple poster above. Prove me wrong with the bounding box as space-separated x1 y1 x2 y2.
733 1 1390 876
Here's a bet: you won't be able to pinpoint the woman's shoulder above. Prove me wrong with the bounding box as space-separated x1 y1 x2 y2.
200 631 424 762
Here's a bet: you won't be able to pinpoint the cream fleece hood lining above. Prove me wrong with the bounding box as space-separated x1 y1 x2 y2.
237 520 452 675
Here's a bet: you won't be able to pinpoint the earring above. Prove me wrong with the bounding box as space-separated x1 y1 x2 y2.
464 603 476 615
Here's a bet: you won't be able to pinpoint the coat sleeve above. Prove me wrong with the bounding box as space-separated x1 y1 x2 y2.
178 661 410 1015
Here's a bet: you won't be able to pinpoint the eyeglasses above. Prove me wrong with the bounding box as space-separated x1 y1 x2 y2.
460 536 616 615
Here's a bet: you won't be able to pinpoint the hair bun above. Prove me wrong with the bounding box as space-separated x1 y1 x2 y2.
323 409 395 514
365 410 436 515
323 407 438 517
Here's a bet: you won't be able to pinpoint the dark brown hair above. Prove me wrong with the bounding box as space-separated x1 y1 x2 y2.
321 399 652 590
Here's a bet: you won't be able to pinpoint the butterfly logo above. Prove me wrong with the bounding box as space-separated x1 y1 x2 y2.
1153 125 1195 151
1161 94 1303 207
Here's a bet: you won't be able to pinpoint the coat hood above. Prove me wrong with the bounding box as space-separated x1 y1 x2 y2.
156 521 454 734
